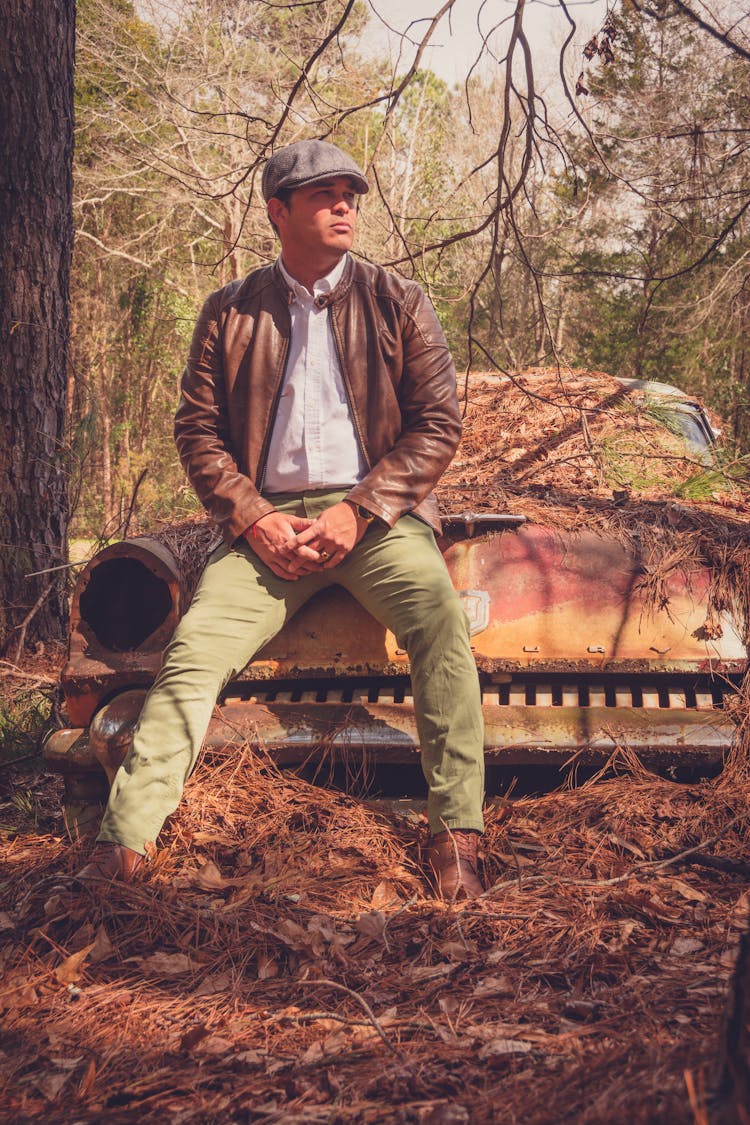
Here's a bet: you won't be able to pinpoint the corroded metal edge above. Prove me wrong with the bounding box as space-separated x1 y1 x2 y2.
44 700 736 774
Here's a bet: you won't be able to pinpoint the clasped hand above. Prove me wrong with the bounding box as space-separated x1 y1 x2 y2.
245 501 367 581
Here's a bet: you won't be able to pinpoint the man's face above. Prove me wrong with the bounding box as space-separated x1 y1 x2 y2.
269 176 358 258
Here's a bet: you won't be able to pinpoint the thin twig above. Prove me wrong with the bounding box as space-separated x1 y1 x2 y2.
485 814 747 894
11 584 53 664
24 561 87 578
121 468 149 540
0 752 38 770
381 893 418 954
298 979 400 1056
0 660 56 685
677 851 750 879
453 910 470 953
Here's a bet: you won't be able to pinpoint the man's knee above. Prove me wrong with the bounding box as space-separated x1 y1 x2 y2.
398 587 471 656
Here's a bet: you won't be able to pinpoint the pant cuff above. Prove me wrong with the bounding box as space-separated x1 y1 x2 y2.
96 826 149 856
428 816 485 836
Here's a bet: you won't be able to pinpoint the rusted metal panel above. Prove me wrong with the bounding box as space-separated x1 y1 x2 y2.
65 537 182 724
60 525 746 731
43 727 91 770
63 659 158 728
196 525 745 678
209 700 735 765
442 526 746 671
70 536 182 654
44 693 737 776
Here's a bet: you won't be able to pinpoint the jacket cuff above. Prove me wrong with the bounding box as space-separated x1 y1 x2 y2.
345 486 397 528
223 496 276 545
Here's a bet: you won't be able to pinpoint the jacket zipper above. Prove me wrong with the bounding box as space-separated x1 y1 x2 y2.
256 335 290 491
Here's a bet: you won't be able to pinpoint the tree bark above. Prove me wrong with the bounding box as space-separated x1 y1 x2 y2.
0 1 75 650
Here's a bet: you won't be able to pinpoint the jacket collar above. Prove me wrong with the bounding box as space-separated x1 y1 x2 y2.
271 254 355 308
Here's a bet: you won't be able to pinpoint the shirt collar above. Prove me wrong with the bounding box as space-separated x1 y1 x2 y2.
277 254 348 303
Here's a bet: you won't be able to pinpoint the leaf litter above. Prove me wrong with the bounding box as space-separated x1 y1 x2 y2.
2 728 750 1122
3 368 750 1121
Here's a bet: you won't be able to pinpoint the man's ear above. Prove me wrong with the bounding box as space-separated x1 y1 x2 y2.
267 197 288 228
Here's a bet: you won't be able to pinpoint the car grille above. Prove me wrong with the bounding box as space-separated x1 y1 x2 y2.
223 674 735 710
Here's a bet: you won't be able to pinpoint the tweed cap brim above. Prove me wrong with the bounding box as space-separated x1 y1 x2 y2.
262 139 369 202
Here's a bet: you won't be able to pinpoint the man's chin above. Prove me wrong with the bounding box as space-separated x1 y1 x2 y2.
327 233 354 252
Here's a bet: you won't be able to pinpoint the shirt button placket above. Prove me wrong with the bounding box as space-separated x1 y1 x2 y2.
310 293 324 485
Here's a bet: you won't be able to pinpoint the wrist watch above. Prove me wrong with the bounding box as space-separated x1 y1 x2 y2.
346 499 376 524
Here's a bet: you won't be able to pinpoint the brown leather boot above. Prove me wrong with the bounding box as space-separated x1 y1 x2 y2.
75 843 143 884
427 829 484 900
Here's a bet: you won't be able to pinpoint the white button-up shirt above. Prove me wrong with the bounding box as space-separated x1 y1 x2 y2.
262 255 367 494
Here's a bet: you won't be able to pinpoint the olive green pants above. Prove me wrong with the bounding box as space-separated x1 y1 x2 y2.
98 491 485 853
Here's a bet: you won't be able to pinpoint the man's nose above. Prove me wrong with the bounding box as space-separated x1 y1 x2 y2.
332 196 352 213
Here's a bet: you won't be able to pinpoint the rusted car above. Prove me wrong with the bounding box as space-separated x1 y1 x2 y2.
45 373 747 825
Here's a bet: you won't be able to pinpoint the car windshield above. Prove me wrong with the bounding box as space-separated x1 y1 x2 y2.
659 403 715 455
616 380 718 462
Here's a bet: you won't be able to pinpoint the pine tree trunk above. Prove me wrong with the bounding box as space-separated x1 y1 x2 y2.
0 1 75 651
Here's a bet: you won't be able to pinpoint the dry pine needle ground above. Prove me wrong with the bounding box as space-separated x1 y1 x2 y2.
2 732 750 1123
3 369 750 1122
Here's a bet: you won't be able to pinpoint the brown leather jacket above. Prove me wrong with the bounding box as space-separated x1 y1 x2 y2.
174 256 461 545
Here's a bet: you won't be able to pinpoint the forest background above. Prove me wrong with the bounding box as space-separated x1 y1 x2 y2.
3 0 750 649
69 0 750 538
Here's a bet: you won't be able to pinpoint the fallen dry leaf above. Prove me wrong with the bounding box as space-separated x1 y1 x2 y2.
89 925 115 964
193 971 233 996
670 937 704 956
355 910 386 942
439 995 461 1017
301 1040 326 1065
472 975 515 998
257 954 280 980
34 1071 69 1101
179 1024 210 1051
194 860 229 891
478 1038 533 1059
667 879 710 904
437 940 472 961
133 952 195 976
54 944 94 985
369 880 401 910
194 1034 235 1055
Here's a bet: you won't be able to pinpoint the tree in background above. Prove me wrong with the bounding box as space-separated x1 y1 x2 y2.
3 0 747 651
70 0 383 536
67 0 750 542
0 1 75 653
559 3 749 407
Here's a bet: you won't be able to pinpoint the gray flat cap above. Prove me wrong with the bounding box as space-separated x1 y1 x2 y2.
262 139 369 202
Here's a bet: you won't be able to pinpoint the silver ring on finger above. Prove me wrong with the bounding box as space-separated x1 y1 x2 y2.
319 550 330 562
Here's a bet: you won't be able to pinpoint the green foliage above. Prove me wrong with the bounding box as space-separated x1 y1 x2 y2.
673 465 747 501
546 4 750 447
0 686 54 766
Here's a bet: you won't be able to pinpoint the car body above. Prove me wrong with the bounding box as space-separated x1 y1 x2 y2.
45 372 746 823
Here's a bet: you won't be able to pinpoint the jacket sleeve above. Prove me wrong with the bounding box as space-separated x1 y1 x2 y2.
174 291 275 544
345 284 461 527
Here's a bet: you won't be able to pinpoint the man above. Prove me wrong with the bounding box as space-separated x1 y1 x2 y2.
78 140 485 899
